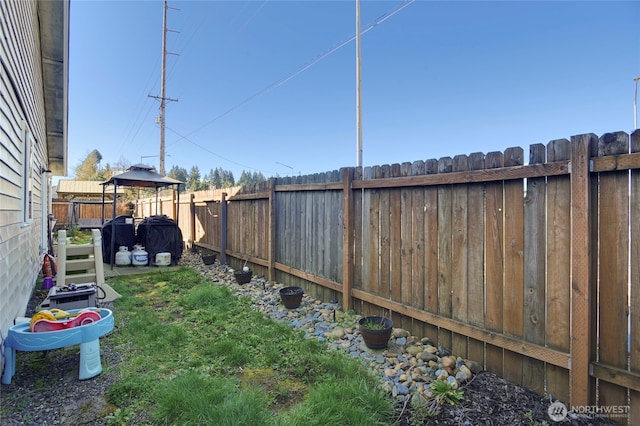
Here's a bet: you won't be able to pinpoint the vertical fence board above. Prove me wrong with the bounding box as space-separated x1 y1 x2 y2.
275 191 284 269
314 179 324 279
630 129 640 421
452 155 469 358
295 182 304 273
400 162 413 329
362 167 380 314
522 144 546 395
322 185 332 300
333 186 343 283
485 151 505 375
411 161 426 338
353 168 363 313
293 184 301 273
545 139 571 404
437 157 453 351
305 177 313 282
369 167 381 300
390 164 402 324
423 159 439 342
502 147 525 386
597 132 629 409
380 165 391 302
360 168 372 314
570 134 595 407
342 168 354 311
289 181 296 274
588 136 600 404
467 152 485 364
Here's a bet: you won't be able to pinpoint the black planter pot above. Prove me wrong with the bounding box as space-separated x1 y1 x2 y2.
279 286 304 309
201 253 216 265
234 269 252 284
358 316 393 349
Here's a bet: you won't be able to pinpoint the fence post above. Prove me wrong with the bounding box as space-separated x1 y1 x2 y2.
268 179 276 281
220 192 228 265
570 133 595 407
342 168 354 311
172 189 177 221
189 193 195 251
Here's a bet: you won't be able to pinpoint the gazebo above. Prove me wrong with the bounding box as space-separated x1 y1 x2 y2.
100 164 184 267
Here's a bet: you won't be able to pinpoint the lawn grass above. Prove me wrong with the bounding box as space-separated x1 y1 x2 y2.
104 267 395 425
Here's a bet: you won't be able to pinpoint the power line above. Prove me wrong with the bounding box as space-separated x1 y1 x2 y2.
165 0 414 176
175 0 415 142
165 125 277 176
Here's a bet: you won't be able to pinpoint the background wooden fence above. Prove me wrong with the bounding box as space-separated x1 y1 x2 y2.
137 130 639 422
52 200 129 229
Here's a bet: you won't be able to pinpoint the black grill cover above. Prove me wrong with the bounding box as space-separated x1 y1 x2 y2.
101 215 136 263
136 215 183 265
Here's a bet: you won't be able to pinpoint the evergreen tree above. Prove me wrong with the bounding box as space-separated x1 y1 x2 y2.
74 149 102 180
252 171 266 183
212 168 222 188
168 165 188 192
187 166 202 192
237 170 251 186
237 170 266 186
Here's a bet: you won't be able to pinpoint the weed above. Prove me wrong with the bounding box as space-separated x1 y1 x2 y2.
410 379 464 423
360 319 387 330
431 379 464 406
525 410 549 426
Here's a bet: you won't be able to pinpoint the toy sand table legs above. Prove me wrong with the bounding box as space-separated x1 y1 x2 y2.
2 308 114 384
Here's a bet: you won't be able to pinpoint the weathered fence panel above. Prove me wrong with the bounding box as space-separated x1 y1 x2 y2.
630 130 640 422
175 130 640 422
52 200 123 229
545 139 571 404
466 152 486 370
485 151 505 376
596 132 630 411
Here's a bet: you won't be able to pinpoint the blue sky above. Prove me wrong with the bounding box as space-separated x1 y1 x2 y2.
68 0 639 181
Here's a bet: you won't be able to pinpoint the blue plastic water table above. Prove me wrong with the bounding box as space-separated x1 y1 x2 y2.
2 308 114 385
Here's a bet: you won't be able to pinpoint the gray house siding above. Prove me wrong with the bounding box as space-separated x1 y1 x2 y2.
0 0 68 375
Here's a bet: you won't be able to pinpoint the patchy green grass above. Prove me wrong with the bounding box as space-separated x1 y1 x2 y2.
105 267 394 425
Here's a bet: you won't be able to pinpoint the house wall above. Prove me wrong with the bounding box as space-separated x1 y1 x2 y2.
0 0 51 365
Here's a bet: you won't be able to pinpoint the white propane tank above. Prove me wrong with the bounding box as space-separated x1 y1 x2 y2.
132 246 148 266
155 252 171 266
115 246 132 266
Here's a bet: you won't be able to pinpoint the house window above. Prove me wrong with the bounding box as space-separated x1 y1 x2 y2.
22 126 34 224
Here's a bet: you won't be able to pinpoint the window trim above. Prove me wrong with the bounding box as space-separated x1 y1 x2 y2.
22 124 34 225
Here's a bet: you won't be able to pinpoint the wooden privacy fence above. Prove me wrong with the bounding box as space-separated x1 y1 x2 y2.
52 200 128 229
140 131 639 420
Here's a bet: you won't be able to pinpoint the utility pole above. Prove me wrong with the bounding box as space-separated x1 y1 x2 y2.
634 77 640 130
149 0 179 176
355 0 363 169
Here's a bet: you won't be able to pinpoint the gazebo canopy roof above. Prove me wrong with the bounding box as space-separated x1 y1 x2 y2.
57 179 124 200
101 164 183 189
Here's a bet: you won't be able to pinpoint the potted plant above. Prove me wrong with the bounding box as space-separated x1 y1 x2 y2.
279 286 304 309
358 316 393 349
201 253 216 265
234 269 252 284
234 260 252 284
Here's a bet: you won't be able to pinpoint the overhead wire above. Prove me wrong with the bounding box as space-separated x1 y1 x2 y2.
165 125 277 175
167 0 415 174
165 0 269 172
180 0 415 142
